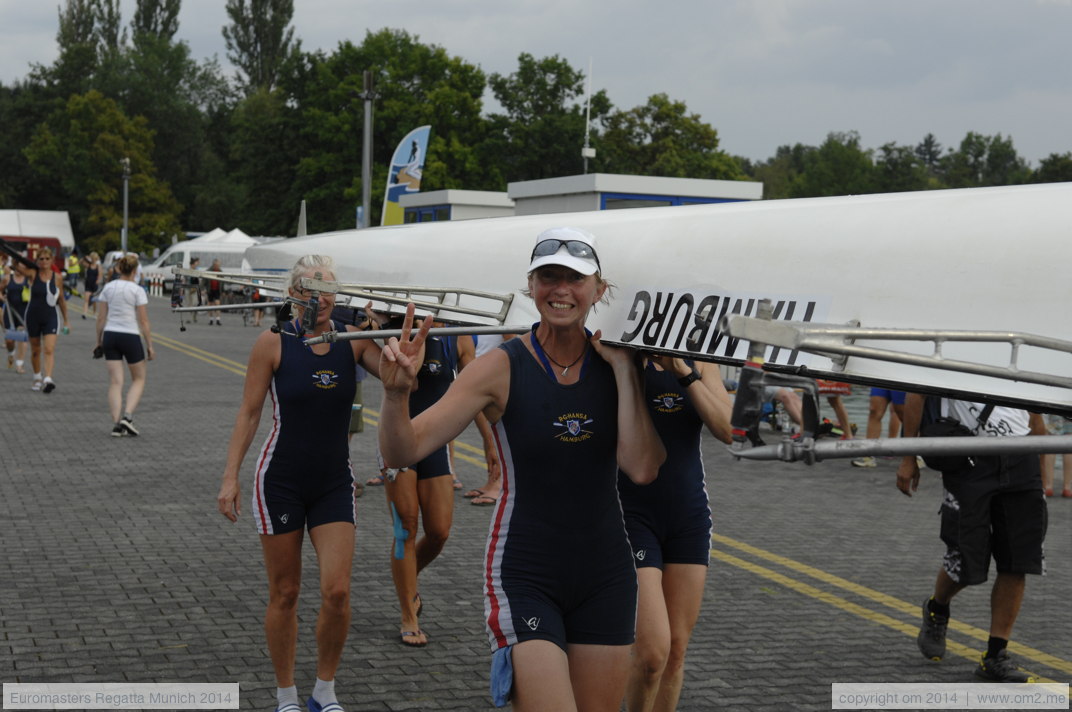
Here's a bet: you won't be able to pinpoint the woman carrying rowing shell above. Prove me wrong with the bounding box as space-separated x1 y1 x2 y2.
378 226 665 710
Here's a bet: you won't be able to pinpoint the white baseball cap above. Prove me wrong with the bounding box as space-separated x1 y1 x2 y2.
527 226 601 276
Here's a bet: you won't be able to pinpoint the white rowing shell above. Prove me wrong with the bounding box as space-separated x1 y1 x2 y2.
246 182 1072 413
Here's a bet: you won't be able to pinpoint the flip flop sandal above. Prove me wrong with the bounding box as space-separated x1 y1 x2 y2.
399 630 428 648
463 489 484 499
471 494 498 507
365 474 385 486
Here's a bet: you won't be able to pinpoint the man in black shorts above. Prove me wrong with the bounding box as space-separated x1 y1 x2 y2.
896 394 1047 683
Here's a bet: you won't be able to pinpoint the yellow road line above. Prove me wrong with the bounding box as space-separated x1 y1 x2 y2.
711 538 1069 678
154 334 249 377
712 533 1071 676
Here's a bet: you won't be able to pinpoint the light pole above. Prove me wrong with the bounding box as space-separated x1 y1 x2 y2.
359 71 375 229
120 157 131 253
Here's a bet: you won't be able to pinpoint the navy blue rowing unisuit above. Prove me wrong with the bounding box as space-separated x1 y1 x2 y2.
408 335 457 478
618 362 712 569
252 320 357 535
484 336 636 652
24 271 59 337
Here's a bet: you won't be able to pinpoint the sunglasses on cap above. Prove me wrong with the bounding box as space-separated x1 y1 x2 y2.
530 239 601 271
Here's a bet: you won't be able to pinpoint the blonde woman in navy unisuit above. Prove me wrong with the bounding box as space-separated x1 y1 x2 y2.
378 227 665 711
217 255 382 712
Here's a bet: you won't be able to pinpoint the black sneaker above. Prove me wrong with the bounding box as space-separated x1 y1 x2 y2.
974 649 1034 682
917 598 948 661
119 417 139 436
111 424 125 437
42 379 56 394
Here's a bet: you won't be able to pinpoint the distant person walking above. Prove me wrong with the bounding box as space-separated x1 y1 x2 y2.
95 254 154 437
11 247 69 393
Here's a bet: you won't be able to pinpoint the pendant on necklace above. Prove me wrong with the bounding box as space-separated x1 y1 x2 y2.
561 366 569 376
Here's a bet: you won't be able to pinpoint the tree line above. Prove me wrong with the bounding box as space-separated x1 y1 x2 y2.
2 0 1070 255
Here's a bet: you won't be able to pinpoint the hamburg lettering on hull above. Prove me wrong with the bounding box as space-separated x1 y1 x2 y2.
614 288 829 366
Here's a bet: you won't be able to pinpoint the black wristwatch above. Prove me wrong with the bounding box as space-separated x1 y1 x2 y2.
677 367 701 388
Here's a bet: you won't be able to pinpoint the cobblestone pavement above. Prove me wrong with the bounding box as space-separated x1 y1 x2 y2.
2 296 1068 711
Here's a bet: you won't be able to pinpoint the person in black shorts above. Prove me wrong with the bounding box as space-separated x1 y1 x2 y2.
94 254 154 436
217 255 382 712
80 251 100 319
377 226 665 709
11 246 69 393
619 355 733 712
897 394 1047 683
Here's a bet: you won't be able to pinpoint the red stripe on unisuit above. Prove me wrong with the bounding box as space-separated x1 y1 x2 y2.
484 427 511 648
254 383 280 533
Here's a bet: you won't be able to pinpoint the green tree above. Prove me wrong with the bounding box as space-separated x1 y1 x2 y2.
873 142 928 193
1033 152 1072 183
941 132 1031 188
749 144 811 200
222 0 297 94
483 53 609 183
229 87 299 235
598 93 741 179
287 29 488 231
24 90 183 253
132 0 180 43
789 131 875 197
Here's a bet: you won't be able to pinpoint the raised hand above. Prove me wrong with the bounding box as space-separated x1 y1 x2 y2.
379 302 432 394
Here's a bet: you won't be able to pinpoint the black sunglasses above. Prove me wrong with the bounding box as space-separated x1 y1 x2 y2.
530 239 600 271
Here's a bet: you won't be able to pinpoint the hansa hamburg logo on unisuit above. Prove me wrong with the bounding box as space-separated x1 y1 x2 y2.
553 412 594 442
653 393 685 414
311 370 340 389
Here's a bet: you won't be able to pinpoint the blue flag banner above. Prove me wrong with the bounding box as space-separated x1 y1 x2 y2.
381 125 431 226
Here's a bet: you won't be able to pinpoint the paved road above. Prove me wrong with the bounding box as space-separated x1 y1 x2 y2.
2 296 1068 711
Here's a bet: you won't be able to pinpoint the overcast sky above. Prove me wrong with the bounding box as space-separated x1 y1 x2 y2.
2 0 1070 165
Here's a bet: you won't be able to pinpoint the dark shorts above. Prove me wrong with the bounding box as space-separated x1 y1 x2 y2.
869 387 906 405
624 515 712 569
939 455 1047 586
378 443 451 480
495 562 637 651
3 304 26 330
255 470 357 536
102 331 145 364
207 289 221 301
25 307 58 337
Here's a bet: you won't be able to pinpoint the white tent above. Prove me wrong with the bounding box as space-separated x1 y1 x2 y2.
0 210 75 250
187 227 256 245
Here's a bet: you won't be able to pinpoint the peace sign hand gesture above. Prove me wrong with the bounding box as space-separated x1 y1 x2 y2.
379 302 432 396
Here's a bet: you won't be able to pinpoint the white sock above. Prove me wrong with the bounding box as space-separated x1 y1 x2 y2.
312 678 337 704
44 376 54 384
34 372 42 380
276 686 299 709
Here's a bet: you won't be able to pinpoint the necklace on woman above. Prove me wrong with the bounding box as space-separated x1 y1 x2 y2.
535 333 587 376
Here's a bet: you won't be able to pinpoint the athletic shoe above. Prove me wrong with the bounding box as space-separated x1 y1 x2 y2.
974 650 1033 682
307 696 344 712
119 417 139 436
31 379 42 392
42 378 56 394
111 424 125 437
851 456 877 468
917 597 948 661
